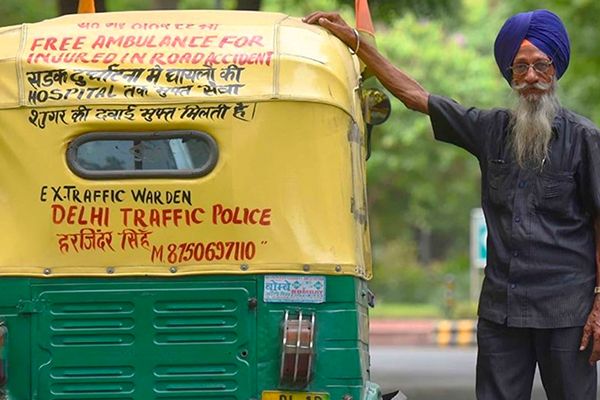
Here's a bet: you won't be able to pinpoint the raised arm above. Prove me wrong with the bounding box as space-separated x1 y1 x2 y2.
303 11 430 114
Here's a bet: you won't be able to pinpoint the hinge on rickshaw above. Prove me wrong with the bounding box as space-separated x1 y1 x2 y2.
16 300 45 315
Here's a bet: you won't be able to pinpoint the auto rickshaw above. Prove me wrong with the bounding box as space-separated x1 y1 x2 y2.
0 4 396 400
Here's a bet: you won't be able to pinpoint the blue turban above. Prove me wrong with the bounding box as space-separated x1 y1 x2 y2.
494 10 570 83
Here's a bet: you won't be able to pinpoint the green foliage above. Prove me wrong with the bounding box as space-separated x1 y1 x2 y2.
369 302 442 318
0 0 55 24
452 300 478 319
0 1 461 26
262 0 461 23
367 1 507 264
368 299 477 319
262 0 353 17
107 0 153 10
370 236 473 305
369 239 431 303
365 0 459 22
366 0 515 303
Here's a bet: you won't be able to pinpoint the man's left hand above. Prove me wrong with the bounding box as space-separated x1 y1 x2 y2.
580 294 600 365
302 12 356 50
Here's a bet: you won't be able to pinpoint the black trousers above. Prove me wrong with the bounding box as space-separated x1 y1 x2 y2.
476 318 597 400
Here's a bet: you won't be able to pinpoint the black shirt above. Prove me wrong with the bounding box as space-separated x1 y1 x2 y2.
429 94 600 328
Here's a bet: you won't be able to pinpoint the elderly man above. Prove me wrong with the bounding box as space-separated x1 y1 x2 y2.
304 9 600 400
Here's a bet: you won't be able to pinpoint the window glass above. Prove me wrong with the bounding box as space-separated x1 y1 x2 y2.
68 131 218 179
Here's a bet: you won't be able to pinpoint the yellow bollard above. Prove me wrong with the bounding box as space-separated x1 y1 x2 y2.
435 319 476 346
456 319 476 346
435 320 453 346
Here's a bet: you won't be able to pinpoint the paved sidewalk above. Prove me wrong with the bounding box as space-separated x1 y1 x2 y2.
370 319 477 346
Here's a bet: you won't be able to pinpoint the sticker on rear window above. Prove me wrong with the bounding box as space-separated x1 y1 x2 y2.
264 275 325 304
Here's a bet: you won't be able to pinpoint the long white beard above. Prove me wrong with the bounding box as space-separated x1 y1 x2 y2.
509 79 560 170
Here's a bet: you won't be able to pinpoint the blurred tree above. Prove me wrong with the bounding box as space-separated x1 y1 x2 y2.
46 0 462 19
365 0 508 263
0 0 55 24
178 0 461 19
263 0 460 23
236 0 260 10
152 0 179 9
353 0 458 23
365 0 507 299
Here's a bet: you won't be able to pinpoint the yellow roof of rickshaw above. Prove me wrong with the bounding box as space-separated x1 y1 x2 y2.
0 10 372 279
0 10 361 116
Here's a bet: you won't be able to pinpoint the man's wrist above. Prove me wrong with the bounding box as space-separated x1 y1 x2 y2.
349 28 360 55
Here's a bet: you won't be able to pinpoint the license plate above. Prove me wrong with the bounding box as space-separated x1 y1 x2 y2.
262 390 330 400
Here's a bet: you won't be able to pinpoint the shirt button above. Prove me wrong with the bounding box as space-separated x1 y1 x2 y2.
518 181 526 188
512 251 519 257
514 216 521 223
510 283 516 289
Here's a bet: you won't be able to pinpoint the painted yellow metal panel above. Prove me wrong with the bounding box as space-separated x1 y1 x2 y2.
0 101 369 277
0 26 21 108
0 10 371 278
0 10 359 115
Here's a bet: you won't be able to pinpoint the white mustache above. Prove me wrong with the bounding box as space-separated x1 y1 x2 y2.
512 81 553 91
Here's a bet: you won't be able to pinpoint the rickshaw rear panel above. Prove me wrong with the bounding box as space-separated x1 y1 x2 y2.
0 9 384 400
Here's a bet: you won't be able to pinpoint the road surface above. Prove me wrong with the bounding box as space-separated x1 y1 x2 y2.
370 345 550 400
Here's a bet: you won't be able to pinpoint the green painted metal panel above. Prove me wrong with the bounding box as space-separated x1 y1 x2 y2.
0 279 32 400
29 280 256 400
255 275 371 400
0 275 376 400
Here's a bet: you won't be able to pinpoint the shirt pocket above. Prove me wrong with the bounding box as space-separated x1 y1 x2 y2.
534 170 576 216
488 160 512 207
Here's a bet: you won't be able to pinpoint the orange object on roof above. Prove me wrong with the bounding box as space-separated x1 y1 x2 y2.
355 0 374 35
78 0 96 13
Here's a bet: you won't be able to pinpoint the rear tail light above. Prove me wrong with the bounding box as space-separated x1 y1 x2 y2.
0 322 6 387
280 310 315 386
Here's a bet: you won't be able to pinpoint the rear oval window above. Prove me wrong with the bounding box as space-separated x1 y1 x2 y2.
67 130 218 179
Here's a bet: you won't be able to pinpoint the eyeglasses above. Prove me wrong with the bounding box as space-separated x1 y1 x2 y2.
509 60 553 76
